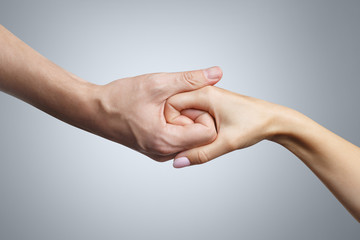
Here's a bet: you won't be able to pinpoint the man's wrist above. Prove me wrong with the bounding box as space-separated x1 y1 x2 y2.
78 79 130 146
56 76 102 134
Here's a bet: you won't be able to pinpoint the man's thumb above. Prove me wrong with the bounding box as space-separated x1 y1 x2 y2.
167 66 223 96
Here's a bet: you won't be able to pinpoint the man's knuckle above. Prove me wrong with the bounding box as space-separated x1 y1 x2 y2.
150 138 172 156
156 145 172 156
148 74 162 86
182 71 193 81
143 74 167 95
181 71 198 87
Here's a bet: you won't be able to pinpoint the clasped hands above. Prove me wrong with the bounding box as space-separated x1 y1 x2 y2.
92 66 279 168
2 25 360 220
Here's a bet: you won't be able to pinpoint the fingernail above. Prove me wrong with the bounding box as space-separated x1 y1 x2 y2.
204 67 222 81
173 157 191 168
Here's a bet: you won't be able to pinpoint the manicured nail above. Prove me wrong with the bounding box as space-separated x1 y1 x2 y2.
173 157 191 168
204 66 222 81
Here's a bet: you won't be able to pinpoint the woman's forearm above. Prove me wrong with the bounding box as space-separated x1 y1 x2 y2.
167 86 360 221
270 107 360 221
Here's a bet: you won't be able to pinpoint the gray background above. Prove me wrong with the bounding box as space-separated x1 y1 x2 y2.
0 0 359 239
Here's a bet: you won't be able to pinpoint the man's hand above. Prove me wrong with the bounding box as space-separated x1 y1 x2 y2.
0 25 222 161
90 67 222 161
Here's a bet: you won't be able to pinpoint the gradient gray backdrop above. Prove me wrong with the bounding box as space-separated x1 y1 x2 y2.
1 0 359 239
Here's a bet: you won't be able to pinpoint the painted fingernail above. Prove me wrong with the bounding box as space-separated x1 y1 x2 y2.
173 157 191 168
204 67 222 80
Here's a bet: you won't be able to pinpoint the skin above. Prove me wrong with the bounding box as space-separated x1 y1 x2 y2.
2 24 359 222
166 86 360 221
0 25 220 161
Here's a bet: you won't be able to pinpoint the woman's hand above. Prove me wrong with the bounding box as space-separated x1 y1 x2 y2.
165 86 284 167
166 85 360 222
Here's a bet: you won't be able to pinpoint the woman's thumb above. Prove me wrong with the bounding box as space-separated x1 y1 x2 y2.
173 137 230 168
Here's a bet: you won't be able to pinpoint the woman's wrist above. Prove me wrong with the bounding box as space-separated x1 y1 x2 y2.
265 105 310 146
265 104 326 166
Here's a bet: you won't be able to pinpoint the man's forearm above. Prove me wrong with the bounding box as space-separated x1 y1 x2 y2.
0 25 221 161
270 107 360 221
0 25 97 131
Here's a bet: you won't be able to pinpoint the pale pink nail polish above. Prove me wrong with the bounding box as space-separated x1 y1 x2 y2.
173 157 191 168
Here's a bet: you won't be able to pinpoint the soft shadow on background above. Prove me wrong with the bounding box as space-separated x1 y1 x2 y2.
1 0 359 239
